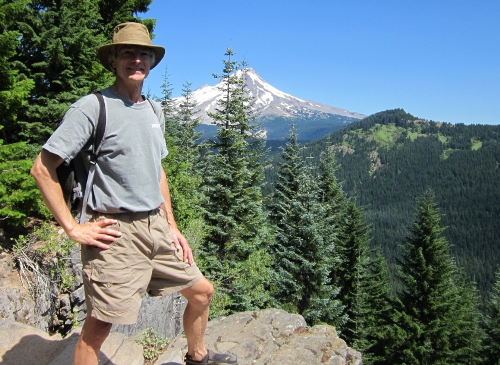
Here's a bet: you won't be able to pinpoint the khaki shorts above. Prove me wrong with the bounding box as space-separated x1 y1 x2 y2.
81 209 203 324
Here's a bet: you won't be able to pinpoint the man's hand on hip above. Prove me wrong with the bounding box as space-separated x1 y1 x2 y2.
67 219 121 249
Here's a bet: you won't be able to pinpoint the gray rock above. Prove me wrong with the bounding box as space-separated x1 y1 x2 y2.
48 329 144 365
0 309 361 365
155 309 362 365
0 319 65 365
68 247 83 291
59 295 71 318
69 286 85 305
111 292 186 339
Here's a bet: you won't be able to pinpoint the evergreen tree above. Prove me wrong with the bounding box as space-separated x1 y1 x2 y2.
0 130 48 227
483 269 500 364
198 49 271 316
331 196 393 365
448 271 483 364
318 140 347 283
388 190 481 364
363 249 393 365
0 1 45 229
335 201 373 359
269 125 345 326
0 0 34 142
157 71 205 244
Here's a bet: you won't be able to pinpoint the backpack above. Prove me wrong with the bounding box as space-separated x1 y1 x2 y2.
56 91 107 223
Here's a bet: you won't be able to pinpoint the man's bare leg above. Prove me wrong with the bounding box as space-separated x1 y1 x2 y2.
73 315 112 365
180 276 214 361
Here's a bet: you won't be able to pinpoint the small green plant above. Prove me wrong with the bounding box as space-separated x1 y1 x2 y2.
11 222 78 334
35 222 74 257
136 328 169 363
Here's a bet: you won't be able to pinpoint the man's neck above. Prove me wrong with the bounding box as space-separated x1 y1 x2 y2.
111 80 145 104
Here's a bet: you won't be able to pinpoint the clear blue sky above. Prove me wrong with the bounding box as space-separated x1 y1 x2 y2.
143 0 500 125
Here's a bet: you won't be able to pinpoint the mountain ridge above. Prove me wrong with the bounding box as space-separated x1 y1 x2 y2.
265 109 500 301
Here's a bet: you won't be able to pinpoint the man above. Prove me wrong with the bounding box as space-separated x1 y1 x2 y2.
31 22 237 365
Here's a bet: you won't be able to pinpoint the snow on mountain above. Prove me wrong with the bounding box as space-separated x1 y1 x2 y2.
172 68 365 125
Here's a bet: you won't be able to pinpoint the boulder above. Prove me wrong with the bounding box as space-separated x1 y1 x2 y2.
156 309 362 365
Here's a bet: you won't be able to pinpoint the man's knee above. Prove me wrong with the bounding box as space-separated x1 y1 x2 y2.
182 277 214 308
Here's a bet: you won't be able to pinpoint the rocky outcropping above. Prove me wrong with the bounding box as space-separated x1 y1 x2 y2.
1 247 362 364
159 309 362 365
1 246 186 339
1 309 362 365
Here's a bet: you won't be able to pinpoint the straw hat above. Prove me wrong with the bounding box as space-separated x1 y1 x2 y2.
98 22 165 72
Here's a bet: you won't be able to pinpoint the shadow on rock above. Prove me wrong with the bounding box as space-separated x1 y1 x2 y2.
1 331 112 365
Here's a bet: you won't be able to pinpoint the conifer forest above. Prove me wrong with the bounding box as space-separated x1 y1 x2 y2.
1 1 500 363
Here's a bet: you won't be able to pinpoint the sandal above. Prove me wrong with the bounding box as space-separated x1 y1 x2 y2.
184 349 238 364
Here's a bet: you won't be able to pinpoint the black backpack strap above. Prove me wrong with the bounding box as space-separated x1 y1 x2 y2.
92 91 107 162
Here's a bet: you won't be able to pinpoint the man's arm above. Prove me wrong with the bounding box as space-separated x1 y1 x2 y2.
159 168 194 264
30 149 121 248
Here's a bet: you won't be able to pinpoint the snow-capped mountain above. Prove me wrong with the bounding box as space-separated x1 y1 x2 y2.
173 68 365 125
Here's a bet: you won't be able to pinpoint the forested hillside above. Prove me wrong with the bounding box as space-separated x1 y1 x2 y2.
265 109 500 301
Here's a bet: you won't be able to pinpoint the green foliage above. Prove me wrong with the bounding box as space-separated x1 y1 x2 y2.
387 190 483 364
265 109 500 303
268 125 346 327
0 136 49 227
158 73 205 233
198 49 272 315
483 269 500 364
13 222 76 294
0 0 35 143
135 328 169 362
334 200 393 365
360 249 393 364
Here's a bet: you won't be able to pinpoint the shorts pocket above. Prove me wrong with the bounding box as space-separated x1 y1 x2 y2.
90 266 131 287
86 264 134 311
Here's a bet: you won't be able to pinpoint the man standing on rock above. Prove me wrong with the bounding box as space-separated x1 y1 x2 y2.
31 22 237 365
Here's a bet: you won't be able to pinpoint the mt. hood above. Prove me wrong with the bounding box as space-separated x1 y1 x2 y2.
173 68 365 141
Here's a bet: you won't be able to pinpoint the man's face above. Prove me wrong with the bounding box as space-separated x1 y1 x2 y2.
112 45 152 83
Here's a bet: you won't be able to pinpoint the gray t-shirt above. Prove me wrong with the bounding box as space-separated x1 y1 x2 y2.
43 87 168 213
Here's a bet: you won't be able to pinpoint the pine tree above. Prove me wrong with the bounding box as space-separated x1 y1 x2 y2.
0 0 34 142
335 201 375 359
269 125 345 326
388 190 481 364
0 133 48 227
157 72 205 244
0 2 44 229
448 270 483 364
483 269 500 364
363 249 393 365
198 49 271 316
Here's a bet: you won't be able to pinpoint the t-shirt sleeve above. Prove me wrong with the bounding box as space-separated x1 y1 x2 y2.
43 101 96 164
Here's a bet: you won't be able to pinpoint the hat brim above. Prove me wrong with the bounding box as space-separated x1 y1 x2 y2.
98 43 165 72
